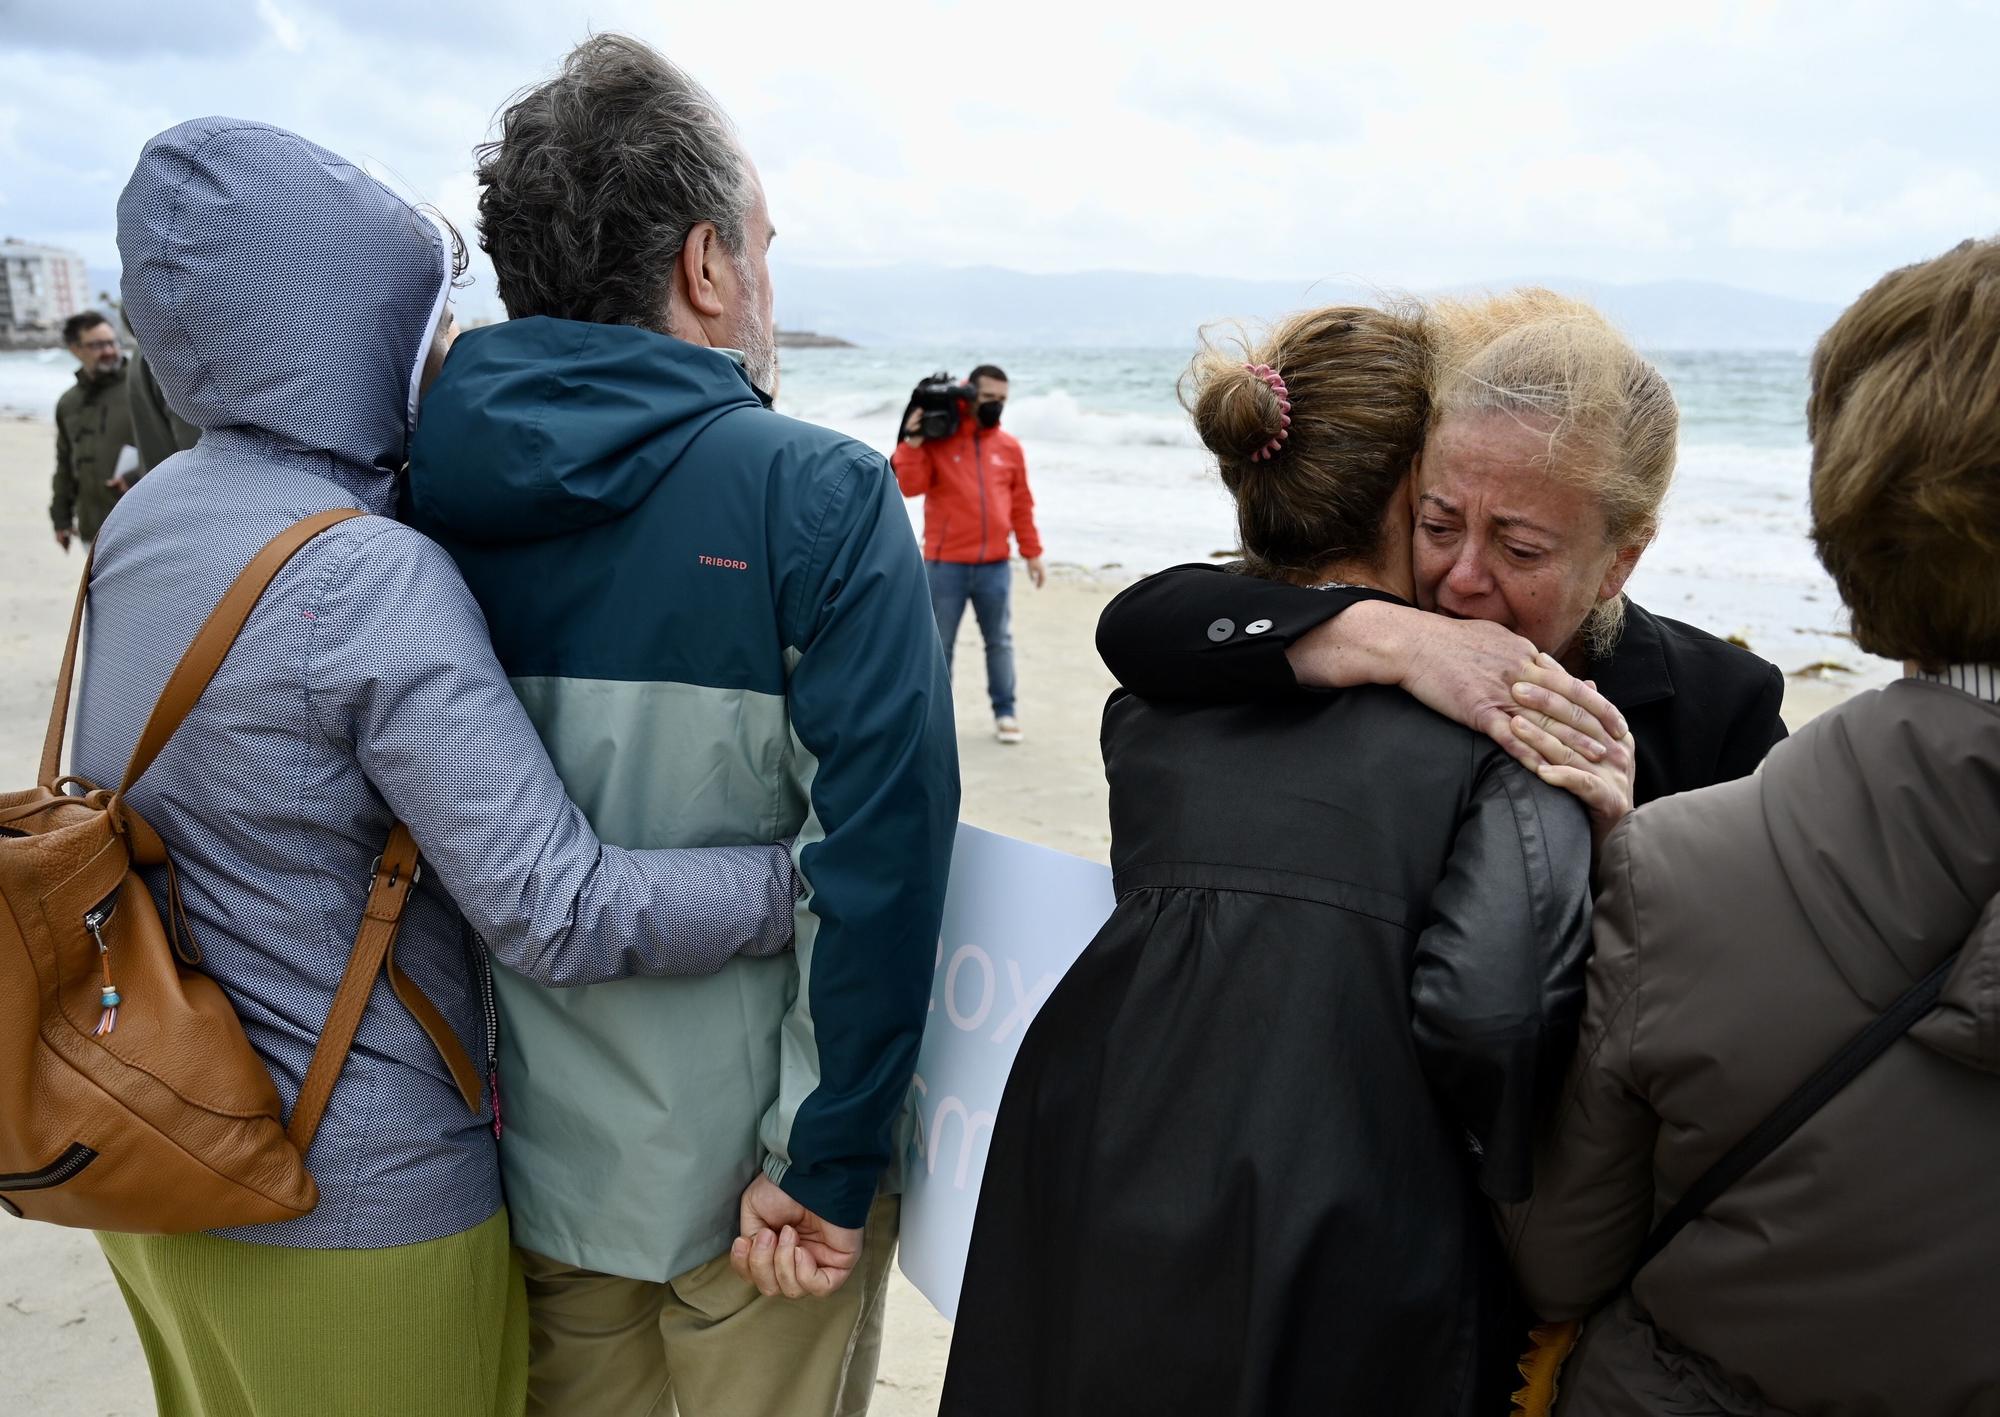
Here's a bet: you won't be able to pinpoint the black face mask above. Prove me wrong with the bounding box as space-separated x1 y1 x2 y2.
976 401 1004 430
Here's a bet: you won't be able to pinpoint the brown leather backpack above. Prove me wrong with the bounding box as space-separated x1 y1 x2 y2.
0 509 479 1233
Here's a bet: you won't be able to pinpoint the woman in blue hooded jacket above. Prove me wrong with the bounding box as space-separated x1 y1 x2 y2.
71 118 797 1416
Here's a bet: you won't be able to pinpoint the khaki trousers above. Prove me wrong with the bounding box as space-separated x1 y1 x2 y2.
519 1194 899 1417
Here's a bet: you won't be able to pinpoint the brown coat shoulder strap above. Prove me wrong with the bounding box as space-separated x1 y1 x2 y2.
65 508 482 1156
39 553 95 788
116 507 365 797
286 823 482 1155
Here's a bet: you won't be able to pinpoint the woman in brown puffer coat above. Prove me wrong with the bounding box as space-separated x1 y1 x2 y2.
1501 237 2000 1416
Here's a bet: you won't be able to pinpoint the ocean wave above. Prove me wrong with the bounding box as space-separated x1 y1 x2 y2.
1000 390 1197 449
1676 439 1811 468
779 389 903 425
783 385 1200 451
0 349 77 418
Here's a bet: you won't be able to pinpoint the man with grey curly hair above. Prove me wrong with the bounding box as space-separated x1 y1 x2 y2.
405 34 960 1415
472 34 779 392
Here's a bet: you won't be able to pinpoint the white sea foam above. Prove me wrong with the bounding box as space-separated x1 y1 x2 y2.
1629 440 1889 683
0 349 77 418
786 388 904 425
783 349 1893 686
781 386 1198 452
0 344 1894 686
996 390 1196 450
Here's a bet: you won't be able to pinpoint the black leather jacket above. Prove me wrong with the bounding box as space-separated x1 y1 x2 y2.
943 675 1593 1417
1102 680 1594 1203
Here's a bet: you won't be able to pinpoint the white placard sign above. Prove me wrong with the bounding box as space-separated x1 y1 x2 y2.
897 823 1115 1320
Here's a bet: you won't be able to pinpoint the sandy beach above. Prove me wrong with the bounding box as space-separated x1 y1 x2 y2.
0 412 1852 1413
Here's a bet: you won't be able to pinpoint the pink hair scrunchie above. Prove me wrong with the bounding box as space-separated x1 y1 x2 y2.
1246 363 1291 461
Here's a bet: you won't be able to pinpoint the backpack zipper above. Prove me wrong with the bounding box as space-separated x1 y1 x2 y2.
84 889 123 1036
0 1143 98 1215
82 889 118 931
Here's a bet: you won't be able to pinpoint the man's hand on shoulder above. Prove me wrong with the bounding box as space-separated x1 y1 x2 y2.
731 1173 864 1299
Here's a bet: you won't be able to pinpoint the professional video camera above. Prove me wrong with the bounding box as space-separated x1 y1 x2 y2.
899 371 977 442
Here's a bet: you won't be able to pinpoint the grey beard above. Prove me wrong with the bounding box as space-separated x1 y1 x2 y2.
738 322 779 397
731 258 779 396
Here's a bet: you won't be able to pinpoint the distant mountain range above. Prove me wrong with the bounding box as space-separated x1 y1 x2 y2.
770 262 1844 352
81 259 1842 353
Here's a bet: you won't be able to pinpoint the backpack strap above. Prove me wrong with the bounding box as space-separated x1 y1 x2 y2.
116 507 365 797
287 823 482 1155
79 509 482 1150
1628 947 1960 1282
39 552 95 788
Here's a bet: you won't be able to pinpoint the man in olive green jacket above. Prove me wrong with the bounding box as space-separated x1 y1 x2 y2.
51 310 139 549
127 344 200 473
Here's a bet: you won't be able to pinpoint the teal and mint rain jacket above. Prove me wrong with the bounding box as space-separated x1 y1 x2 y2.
408 318 960 1280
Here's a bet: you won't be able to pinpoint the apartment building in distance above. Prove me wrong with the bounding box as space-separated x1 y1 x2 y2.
1 238 96 332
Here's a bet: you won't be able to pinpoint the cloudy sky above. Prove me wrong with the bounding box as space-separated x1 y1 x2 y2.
3 0 1995 322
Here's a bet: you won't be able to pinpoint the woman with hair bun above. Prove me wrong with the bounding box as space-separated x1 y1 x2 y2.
1098 289 1787 835
939 305 1595 1416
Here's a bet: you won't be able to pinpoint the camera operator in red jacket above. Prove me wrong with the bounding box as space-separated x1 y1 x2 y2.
893 365 1044 744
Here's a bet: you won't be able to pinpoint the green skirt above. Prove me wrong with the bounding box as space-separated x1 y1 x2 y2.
97 1206 527 1417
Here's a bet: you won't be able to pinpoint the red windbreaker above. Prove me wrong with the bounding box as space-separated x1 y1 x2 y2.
891 419 1042 564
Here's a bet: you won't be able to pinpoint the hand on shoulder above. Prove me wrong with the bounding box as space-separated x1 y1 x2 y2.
1507 653 1637 851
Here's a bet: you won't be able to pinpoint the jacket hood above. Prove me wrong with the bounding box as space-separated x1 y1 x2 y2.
406 317 763 544
1762 680 2000 1072
116 117 449 475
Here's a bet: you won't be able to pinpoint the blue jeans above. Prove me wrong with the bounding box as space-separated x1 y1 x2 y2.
926 559 1016 718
